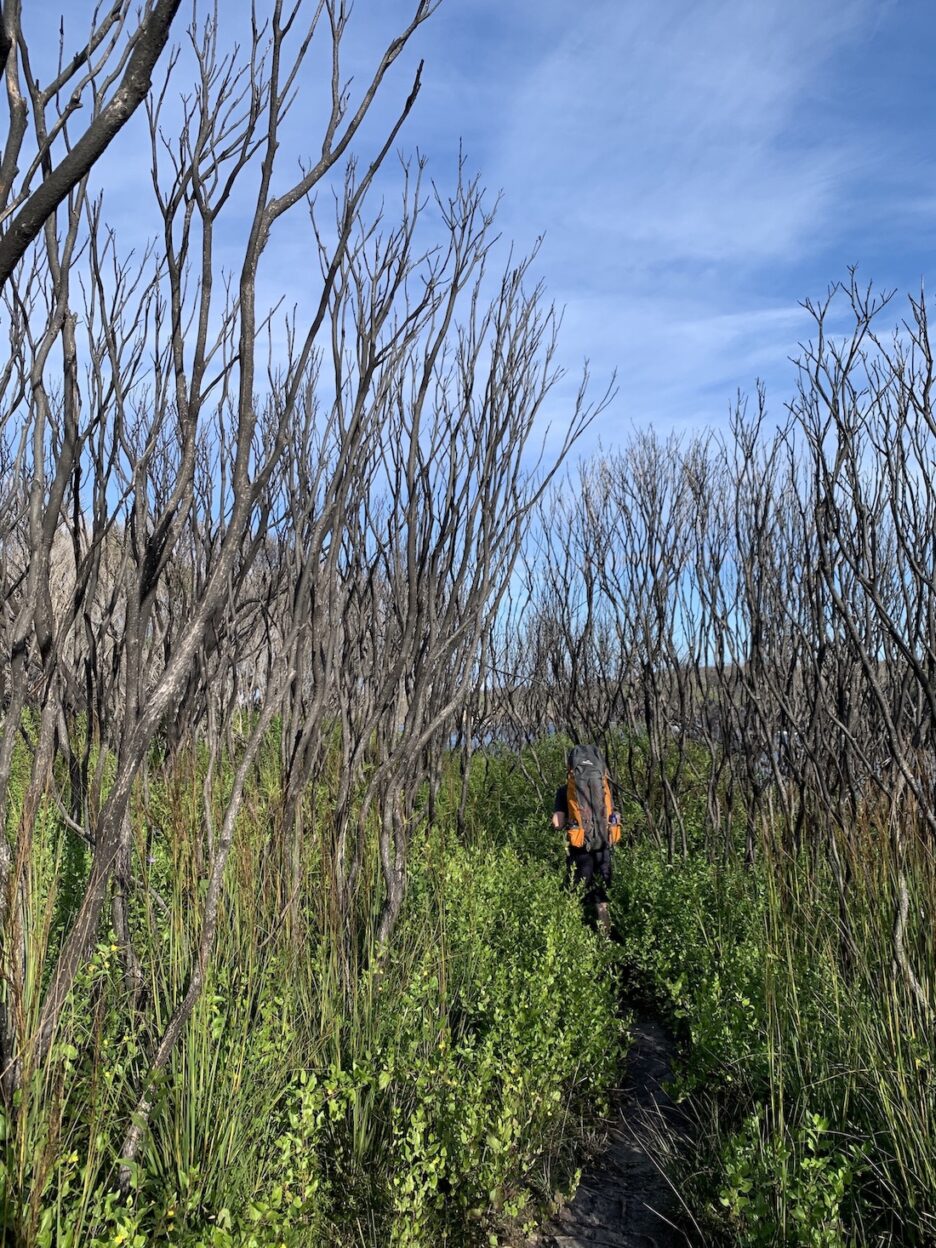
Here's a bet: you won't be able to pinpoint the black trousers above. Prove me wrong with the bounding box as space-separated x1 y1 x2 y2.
567 845 612 906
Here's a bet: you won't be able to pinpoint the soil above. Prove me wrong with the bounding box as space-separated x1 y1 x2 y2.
527 1016 694 1248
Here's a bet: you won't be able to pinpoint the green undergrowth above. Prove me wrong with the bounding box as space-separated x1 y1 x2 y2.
1 732 623 1247
15 722 935 1245
610 837 936 1246
458 735 936 1245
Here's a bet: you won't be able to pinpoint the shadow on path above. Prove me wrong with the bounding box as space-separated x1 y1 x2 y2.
529 1016 694 1248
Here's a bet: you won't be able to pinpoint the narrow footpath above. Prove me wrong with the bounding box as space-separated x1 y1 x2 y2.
529 1016 692 1248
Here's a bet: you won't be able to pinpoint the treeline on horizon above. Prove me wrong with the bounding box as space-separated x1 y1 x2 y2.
500 277 936 879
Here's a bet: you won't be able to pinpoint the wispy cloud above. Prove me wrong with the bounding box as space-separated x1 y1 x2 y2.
412 0 904 441
19 0 933 444
486 0 876 273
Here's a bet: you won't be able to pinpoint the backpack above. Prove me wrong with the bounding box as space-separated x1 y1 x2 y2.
566 744 620 851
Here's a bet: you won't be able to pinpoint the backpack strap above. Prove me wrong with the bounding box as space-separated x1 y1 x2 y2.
566 770 585 848
604 773 621 844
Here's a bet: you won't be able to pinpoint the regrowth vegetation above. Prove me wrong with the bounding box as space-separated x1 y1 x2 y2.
487 283 936 1243
0 1 613 1242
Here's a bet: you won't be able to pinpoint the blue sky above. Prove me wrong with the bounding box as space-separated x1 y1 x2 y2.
25 0 936 451
413 0 936 442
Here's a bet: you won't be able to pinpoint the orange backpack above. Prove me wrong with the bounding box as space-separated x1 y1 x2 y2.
566 745 620 850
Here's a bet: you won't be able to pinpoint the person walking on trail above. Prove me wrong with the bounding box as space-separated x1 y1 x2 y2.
552 744 621 934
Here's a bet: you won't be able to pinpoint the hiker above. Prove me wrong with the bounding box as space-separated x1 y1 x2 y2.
552 744 621 933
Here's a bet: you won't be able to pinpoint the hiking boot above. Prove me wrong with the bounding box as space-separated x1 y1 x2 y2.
595 901 612 936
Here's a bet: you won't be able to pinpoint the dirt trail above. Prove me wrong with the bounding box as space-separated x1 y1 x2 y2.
529 1016 692 1248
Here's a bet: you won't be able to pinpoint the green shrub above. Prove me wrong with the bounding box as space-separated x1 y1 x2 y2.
3 744 622 1247
377 841 622 1244
609 833 936 1244
609 841 767 1093
717 1108 865 1248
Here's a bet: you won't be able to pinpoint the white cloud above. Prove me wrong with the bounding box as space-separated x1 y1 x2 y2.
17 0 918 448
487 0 876 272
543 292 808 441
412 0 892 445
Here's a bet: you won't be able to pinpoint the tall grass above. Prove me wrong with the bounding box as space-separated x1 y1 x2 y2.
462 732 936 1243
610 823 936 1245
1 732 623 1246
